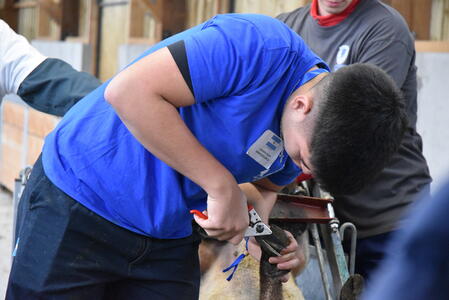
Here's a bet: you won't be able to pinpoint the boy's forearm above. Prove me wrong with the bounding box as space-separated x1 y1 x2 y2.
240 182 280 224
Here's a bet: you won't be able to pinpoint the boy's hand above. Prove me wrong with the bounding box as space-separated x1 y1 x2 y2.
193 184 249 245
248 230 304 283
268 231 302 282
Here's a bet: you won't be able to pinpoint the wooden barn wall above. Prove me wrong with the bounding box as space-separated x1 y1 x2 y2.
43 4 61 40
186 0 229 27
186 0 310 27
78 0 91 40
234 0 310 16
15 0 60 40
128 0 157 41
39 3 61 39
383 0 432 40
142 8 157 40
4 0 449 43
3 0 449 89
99 1 129 81
17 6 37 40
0 100 59 191
0 0 17 29
431 0 449 40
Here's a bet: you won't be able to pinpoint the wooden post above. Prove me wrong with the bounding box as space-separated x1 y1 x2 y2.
98 0 130 80
129 0 147 38
137 0 187 40
138 0 163 41
61 0 80 39
411 0 431 40
36 0 53 38
161 0 186 38
0 0 19 30
88 0 100 76
385 0 432 40
389 0 412 25
36 0 80 40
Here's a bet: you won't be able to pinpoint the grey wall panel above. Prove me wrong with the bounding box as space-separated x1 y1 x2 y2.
416 52 449 190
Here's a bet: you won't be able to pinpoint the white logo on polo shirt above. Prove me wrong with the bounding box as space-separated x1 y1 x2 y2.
336 45 350 65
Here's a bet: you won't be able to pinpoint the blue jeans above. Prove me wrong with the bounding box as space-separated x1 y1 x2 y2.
353 231 397 284
7 156 201 299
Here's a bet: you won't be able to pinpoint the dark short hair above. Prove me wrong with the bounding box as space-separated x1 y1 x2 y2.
310 63 407 196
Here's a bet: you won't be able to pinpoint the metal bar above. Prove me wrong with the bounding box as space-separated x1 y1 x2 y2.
321 222 351 299
21 107 28 171
12 167 32 255
320 204 351 298
311 224 333 300
277 193 334 206
270 194 333 223
340 222 357 275
12 178 21 252
331 228 350 284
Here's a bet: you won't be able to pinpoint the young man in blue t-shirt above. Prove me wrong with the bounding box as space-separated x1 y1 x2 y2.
7 14 406 299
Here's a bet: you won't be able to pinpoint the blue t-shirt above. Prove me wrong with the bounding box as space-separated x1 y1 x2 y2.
42 14 328 239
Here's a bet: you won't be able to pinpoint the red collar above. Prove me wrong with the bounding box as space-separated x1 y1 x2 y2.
310 0 360 27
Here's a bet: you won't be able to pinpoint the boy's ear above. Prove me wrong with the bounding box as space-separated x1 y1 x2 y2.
290 94 313 116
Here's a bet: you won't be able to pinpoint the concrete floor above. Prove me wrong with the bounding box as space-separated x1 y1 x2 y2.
0 188 12 299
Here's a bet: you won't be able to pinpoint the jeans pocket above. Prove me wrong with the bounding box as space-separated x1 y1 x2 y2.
20 169 46 209
28 176 53 211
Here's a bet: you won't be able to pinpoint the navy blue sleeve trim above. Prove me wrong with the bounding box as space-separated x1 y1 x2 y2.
167 40 194 95
317 62 329 70
18 58 101 117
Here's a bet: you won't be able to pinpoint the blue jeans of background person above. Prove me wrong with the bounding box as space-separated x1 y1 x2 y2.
7 156 201 300
353 231 396 284
352 185 431 286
